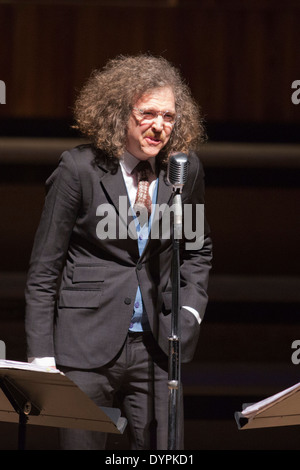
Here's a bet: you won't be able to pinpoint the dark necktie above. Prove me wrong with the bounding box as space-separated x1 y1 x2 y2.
133 160 153 219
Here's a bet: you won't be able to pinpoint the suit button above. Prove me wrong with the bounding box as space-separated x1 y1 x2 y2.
124 297 131 305
136 263 142 270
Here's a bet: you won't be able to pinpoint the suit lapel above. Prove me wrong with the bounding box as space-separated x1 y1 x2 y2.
156 167 174 208
138 167 174 261
98 162 139 252
98 164 127 211
97 159 174 261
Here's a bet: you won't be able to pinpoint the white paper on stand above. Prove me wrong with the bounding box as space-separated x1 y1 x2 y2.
235 382 300 430
0 359 62 374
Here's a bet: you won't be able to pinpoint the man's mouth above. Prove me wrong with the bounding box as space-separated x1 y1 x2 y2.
144 133 162 145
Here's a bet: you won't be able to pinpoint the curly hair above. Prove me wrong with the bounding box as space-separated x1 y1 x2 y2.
73 54 206 162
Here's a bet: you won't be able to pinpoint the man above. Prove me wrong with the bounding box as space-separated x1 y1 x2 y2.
25 54 212 450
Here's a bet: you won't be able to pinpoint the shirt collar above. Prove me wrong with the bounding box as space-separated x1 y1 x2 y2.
120 150 156 175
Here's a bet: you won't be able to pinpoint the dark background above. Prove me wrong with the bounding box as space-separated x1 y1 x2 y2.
0 0 300 450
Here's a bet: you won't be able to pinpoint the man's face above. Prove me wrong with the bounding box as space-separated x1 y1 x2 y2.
126 87 175 161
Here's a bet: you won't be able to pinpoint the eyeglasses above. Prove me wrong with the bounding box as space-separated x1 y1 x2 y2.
133 107 178 125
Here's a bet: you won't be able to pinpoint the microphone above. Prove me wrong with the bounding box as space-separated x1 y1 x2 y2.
167 153 188 193
167 153 188 236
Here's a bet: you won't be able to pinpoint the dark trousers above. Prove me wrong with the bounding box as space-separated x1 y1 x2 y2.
59 332 184 450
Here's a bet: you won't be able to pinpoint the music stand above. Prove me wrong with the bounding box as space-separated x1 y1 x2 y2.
0 360 127 450
235 381 300 430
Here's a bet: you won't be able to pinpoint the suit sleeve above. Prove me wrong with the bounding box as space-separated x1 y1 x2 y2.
25 151 81 358
179 153 213 361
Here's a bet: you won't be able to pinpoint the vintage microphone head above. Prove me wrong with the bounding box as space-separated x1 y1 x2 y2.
167 153 188 192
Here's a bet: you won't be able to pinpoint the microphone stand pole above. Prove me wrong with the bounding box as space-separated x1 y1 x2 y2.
168 188 182 450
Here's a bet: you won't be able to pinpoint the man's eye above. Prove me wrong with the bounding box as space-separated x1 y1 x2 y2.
164 113 174 122
143 110 156 119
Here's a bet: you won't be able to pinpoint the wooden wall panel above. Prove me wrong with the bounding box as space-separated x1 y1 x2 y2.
0 2 299 122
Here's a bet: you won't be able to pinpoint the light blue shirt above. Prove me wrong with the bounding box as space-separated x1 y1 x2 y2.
129 179 158 331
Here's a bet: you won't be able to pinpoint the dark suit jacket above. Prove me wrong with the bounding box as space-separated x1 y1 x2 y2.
25 145 212 369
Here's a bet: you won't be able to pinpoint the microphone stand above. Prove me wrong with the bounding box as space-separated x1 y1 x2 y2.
168 188 182 450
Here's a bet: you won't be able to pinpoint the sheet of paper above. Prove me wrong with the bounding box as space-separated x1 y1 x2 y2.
0 359 61 374
241 382 300 418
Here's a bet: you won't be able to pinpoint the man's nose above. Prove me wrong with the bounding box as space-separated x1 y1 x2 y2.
151 115 164 131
